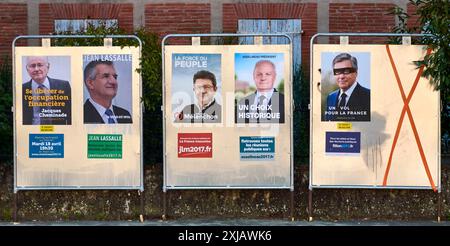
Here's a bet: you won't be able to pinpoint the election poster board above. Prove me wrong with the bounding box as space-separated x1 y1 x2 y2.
164 44 292 189
14 46 142 190
311 44 440 190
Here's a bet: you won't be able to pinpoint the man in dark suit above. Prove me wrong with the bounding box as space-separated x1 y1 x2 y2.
175 70 221 123
83 60 132 124
22 56 71 125
236 60 285 123
324 53 370 121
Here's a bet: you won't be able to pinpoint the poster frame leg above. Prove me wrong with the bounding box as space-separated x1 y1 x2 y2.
437 190 441 223
308 189 313 222
290 190 295 221
13 191 18 222
162 190 167 221
139 190 145 223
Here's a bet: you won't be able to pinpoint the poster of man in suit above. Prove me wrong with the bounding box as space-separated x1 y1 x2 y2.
171 53 222 124
321 52 371 122
21 56 71 125
83 54 133 124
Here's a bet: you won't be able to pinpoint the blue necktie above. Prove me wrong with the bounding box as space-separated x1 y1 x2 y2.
104 109 115 124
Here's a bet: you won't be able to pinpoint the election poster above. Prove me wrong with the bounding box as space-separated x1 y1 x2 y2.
311 44 439 190
235 53 285 124
21 56 71 125
82 54 133 124
14 45 142 190
164 44 292 189
320 52 371 122
171 53 222 123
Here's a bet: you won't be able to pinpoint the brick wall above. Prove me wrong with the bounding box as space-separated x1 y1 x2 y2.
329 3 396 44
223 3 317 68
0 4 27 58
39 3 133 35
407 3 420 31
0 2 405 66
145 3 210 44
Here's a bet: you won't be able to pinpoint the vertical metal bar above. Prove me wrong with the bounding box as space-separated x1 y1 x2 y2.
192 37 201 46
162 190 167 220
309 34 316 193
290 190 295 221
308 189 313 221
13 192 18 222
437 191 441 222
139 190 145 222
161 36 167 194
103 38 113 47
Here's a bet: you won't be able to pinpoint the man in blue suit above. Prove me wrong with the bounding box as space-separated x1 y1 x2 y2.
324 53 370 121
83 60 132 124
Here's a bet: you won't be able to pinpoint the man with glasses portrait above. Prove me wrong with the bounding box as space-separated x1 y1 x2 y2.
83 60 132 124
325 53 371 121
22 56 72 125
174 70 221 123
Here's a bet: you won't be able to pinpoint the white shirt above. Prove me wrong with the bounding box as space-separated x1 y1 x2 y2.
88 98 117 124
31 77 50 91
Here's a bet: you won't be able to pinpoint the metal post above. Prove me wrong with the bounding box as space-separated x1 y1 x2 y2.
162 191 167 220
13 192 18 222
308 189 313 222
139 190 145 223
290 190 295 221
437 191 441 223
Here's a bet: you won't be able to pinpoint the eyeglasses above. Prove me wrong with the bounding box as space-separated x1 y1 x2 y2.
333 67 356 75
27 63 47 69
194 85 215 91
97 73 118 80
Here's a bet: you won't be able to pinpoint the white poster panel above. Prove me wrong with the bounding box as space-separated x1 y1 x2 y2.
164 45 292 188
311 44 440 190
14 46 142 189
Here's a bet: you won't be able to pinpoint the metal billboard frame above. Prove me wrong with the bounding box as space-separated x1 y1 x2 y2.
308 32 441 221
12 35 145 221
161 33 295 220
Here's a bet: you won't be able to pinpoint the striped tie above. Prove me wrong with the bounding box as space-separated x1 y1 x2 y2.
104 109 115 124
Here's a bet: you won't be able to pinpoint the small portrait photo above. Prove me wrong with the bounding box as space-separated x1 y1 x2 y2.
321 52 371 122
235 53 285 124
21 56 72 125
83 54 133 124
171 53 222 124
